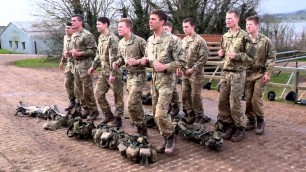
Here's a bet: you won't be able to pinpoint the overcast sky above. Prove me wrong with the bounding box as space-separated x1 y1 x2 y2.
0 0 306 26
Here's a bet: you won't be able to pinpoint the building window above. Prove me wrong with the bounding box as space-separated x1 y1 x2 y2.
15 41 18 49
9 41 12 49
22 42 26 50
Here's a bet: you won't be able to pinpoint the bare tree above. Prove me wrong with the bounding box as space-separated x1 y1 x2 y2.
32 0 119 55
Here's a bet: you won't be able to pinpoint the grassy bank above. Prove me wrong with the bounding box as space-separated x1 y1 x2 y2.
14 57 59 68
0 49 18 54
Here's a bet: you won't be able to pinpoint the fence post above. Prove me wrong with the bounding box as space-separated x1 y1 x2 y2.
291 69 299 101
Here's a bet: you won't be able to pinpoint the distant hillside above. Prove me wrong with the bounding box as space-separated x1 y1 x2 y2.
268 9 306 22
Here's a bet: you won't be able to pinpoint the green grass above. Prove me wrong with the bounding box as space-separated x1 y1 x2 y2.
0 49 17 54
14 57 60 68
297 58 306 62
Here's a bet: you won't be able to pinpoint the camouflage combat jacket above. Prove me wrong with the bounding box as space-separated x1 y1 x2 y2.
182 33 208 75
61 35 74 72
245 33 276 76
71 28 97 60
146 31 187 82
92 32 119 76
117 34 146 72
221 28 251 71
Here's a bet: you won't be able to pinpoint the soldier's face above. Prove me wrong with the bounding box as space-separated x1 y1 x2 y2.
96 21 107 33
65 26 74 35
163 25 172 33
182 22 195 36
118 22 130 36
246 20 259 34
149 14 164 31
71 17 81 29
225 13 239 28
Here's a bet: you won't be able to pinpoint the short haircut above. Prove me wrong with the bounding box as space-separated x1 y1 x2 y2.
97 17 110 27
66 21 72 26
227 9 240 18
183 18 195 27
119 18 133 30
164 21 172 28
246 15 260 25
150 9 167 23
72 14 84 23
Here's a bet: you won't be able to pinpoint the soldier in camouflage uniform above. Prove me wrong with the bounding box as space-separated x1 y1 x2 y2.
181 18 208 124
244 16 276 135
59 22 76 111
70 14 99 121
112 18 147 135
140 9 187 154
217 10 252 142
88 17 124 126
163 21 181 118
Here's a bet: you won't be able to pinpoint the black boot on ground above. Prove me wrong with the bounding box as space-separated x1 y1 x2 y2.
65 99 76 111
87 110 99 121
256 117 265 135
245 117 256 131
108 117 122 128
169 104 180 118
186 111 196 124
156 137 167 153
81 107 90 119
222 123 235 140
100 111 115 125
231 127 245 142
165 134 177 154
74 102 81 112
137 126 148 137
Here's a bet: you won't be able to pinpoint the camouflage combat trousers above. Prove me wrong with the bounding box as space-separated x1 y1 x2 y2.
170 77 180 107
127 71 146 127
152 73 175 138
94 73 124 118
74 58 98 111
64 62 75 101
218 71 247 127
182 74 204 115
245 71 266 119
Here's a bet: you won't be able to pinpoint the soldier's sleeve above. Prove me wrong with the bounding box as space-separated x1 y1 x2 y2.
109 36 119 76
192 39 208 72
167 37 187 72
140 38 147 58
83 34 97 58
117 42 125 67
61 36 67 63
144 40 153 68
265 38 276 76
91 49 101 69
234 36 254 63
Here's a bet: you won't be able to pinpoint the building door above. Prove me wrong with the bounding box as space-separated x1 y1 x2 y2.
34 41 37 54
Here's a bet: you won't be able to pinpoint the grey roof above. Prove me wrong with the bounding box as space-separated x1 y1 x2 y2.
0 26 5 33
11 21 49 34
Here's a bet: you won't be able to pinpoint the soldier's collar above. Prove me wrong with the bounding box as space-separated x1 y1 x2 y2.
124 34 136 45
227 27 242 38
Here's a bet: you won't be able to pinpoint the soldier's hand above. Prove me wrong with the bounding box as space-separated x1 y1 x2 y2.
262 73 270 83
228 51 237 59
109 75 116 83
186 68 195 77
127 58 138 66
112 62 119 70
153 61 168 72
139 57 149 65
71 49 80 57
218 49 225 57
88 67 95 75
59 62 64 70
64 51 71 58
176 68 183 77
